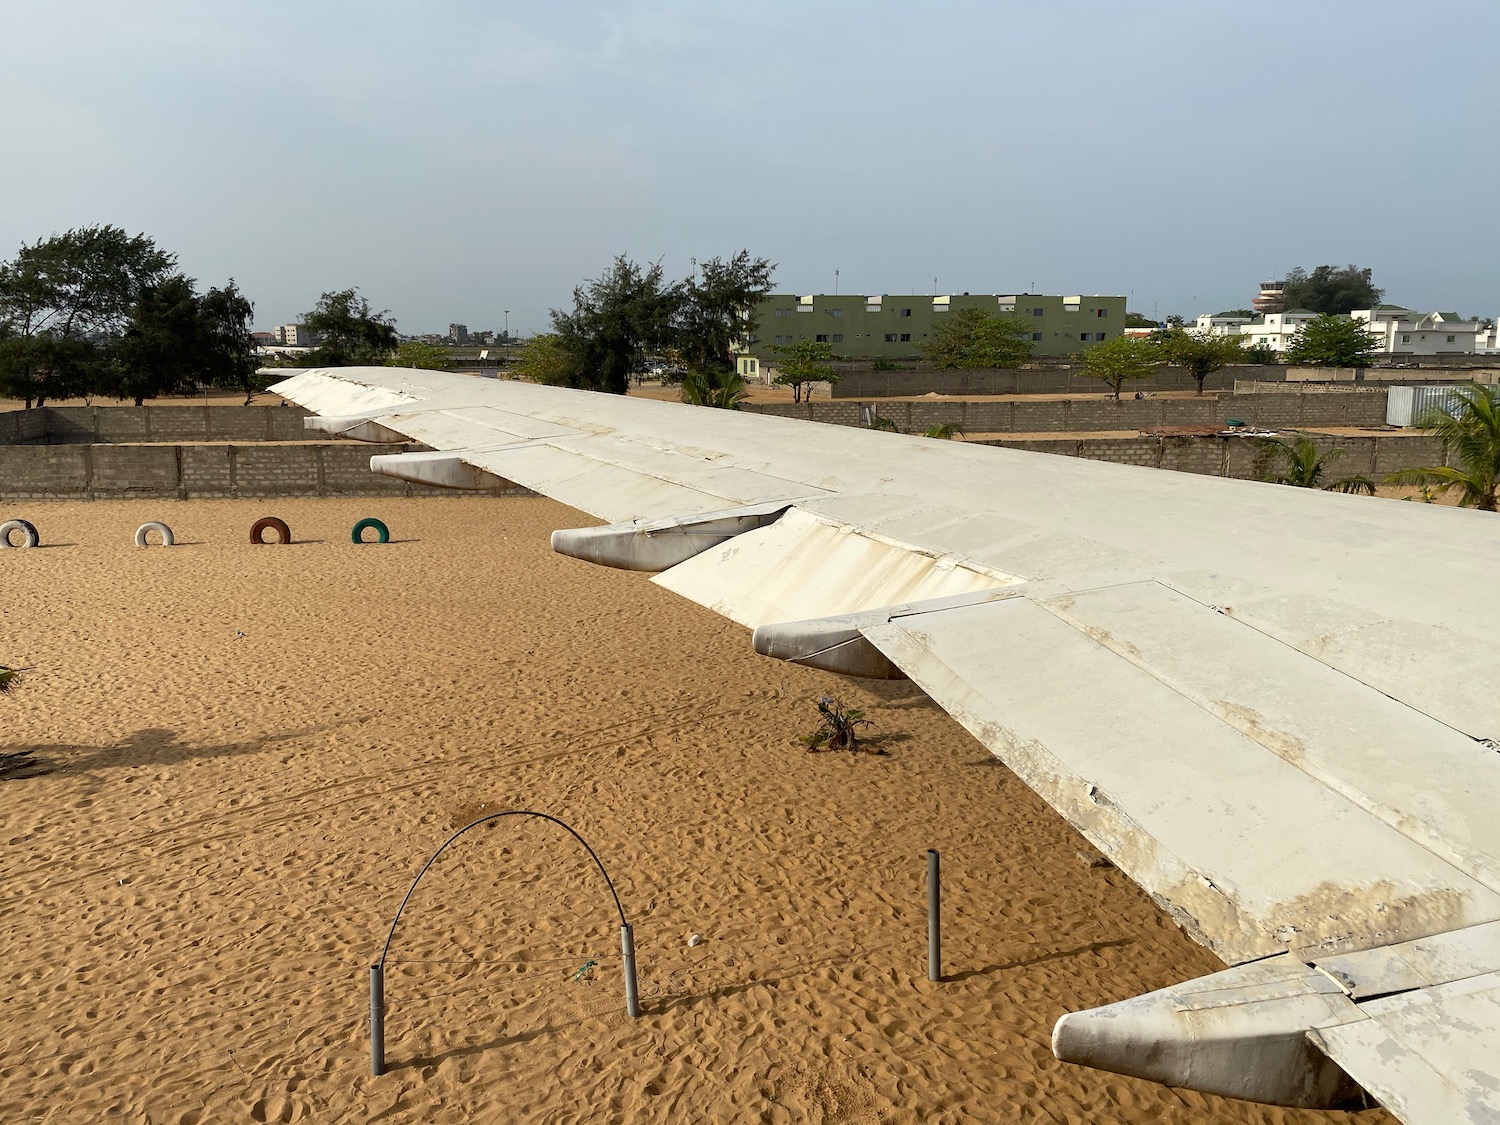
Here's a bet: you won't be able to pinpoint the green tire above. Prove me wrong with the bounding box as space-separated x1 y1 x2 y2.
352 518 390 544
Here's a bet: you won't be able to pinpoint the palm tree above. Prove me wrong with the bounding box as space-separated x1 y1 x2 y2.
924 423 964 439
679 369 747 410
1260 434 1375 494
869 415 899 433
1386 383 1500 511
0 667 14 693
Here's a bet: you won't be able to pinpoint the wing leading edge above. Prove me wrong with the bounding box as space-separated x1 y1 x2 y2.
274 366 1500 1124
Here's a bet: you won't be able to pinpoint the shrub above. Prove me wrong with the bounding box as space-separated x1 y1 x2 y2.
801 695 882 753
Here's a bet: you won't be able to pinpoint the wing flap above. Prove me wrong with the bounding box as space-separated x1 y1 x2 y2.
1310 972 1500 1125
862 597 1500 963
1045 581 1500 897
653 507 1022 629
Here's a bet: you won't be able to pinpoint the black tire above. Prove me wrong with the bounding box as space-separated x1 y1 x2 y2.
0 520 39 548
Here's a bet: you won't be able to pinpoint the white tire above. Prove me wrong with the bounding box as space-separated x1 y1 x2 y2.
134 521 175 547
0 519 39 548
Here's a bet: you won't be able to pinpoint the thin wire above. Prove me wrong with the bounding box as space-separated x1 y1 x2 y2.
393 960 615 972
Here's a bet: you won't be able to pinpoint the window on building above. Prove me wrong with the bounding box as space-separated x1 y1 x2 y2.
1032 332 1043 341
1447 335 1456 343
1081 332 1091 340
1402 334 1411 343
1097 332 1107 340
816 334 829 343
899 308 912 317
1031 308 1044 317
829 308 843 317
1064 304 1080 312
884 333 897 343
899 333 912 343
1097 308 1108 317
832 334 843 343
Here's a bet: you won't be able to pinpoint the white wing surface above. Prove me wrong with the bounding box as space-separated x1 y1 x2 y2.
275 367 1500 1124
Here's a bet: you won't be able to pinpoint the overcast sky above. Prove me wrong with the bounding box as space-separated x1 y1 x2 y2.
2 0 1496 335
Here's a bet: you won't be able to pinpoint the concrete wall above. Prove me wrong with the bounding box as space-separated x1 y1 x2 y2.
977 432 1450 481
829 364 1279 397
0 442 527 500
745 390 1391 433
26 405 312 444
0 409 50 445
827 363 1500 398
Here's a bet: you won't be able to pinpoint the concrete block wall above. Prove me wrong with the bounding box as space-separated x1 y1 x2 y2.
0 409 50 445
0 445 91 495
975 432 1452 483
747 389 1389 434
31 405 313 444
829 364 1285 398
0 442 528 500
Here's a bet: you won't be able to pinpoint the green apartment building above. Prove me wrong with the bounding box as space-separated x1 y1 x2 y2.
736 292 1127 373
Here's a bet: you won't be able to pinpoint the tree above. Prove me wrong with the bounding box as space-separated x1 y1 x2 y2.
304 288 398 366
1154 328 1247 395
1386 383 1500 511
1124 312 1159 329
112 275 204 404
1278 265 1382 315
772 338 836 403
675 251 775 376
1260 434 1374 494
680 369 747 409
0 225 175 406
550 257 677 394
1079 334 1157 399
386 341 451 371
1244 340 1279 365
924 423 964 439
110 277 258 405
919 306 1033 369
1284 314 1381 368
1222 308 1256 319
197 281 260 403
510 333 583 386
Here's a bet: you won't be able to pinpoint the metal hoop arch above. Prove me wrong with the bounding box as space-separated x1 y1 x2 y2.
376 810 627 969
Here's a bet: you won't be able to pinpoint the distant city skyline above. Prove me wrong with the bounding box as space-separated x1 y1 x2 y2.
3 1 1496 339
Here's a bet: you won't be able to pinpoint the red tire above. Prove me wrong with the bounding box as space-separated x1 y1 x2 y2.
249 516 291 545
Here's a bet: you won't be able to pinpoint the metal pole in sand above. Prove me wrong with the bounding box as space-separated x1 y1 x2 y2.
927 849 942 982
370 963 386 1075
621 923 641 1018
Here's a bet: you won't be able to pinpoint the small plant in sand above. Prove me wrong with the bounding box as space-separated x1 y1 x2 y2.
801 695 883 753
0 665 37 777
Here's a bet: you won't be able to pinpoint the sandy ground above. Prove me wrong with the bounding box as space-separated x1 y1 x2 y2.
0 497 1393 1125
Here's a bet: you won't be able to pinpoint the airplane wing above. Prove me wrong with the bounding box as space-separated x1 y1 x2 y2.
274 366 1500 1124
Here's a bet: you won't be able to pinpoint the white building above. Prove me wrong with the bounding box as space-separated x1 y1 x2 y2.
1236 309 1320 354
1351 307 1483 357
1190 313 1254 337
275 323 318 347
